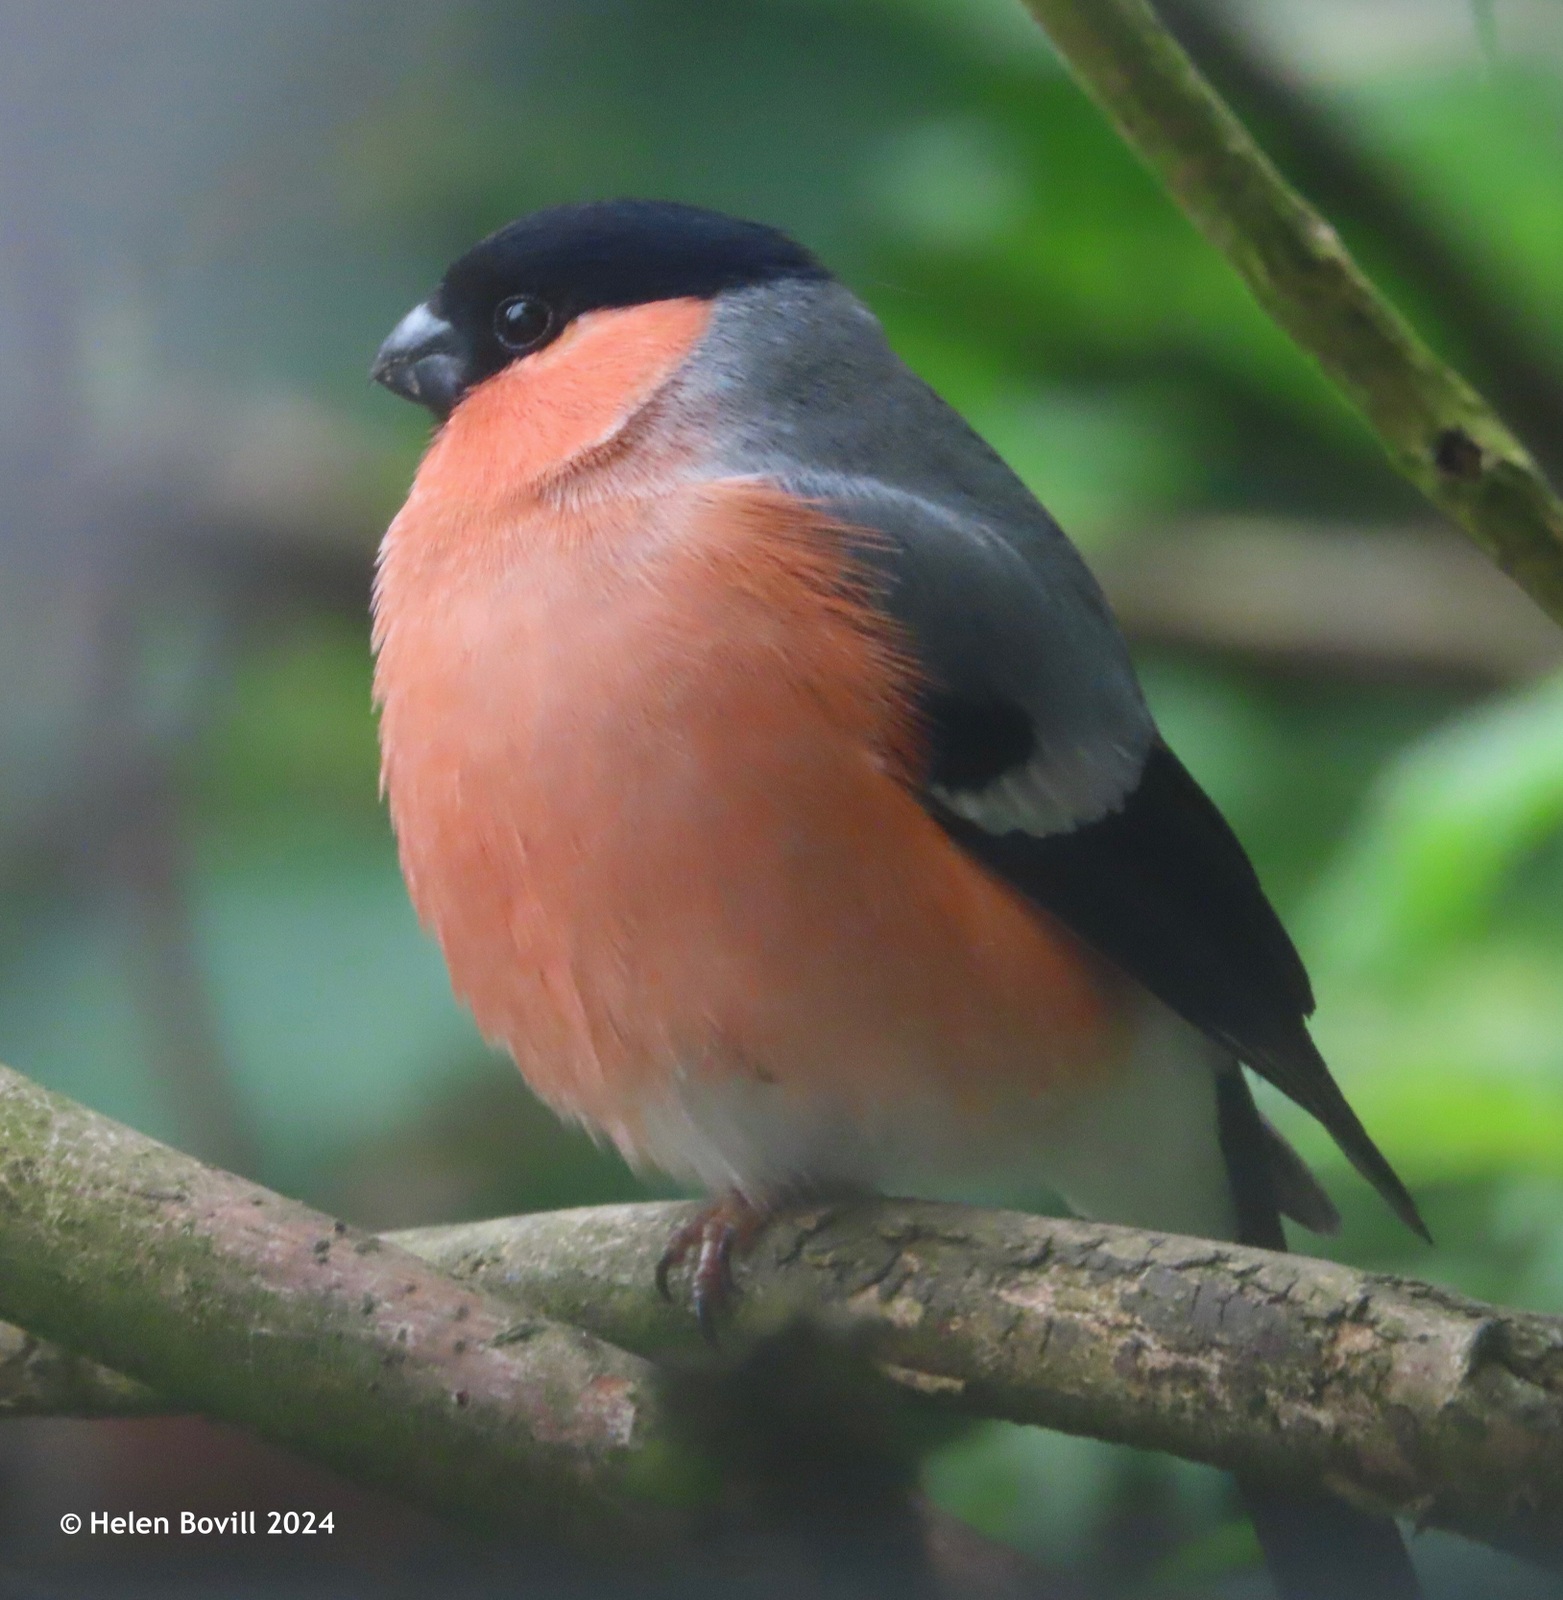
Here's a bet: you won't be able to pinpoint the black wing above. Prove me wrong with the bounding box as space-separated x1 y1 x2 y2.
940 741 1426 1239
798 473 1426 1242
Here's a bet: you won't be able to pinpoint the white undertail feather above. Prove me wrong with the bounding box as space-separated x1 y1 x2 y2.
631 998 1240 1243
1027 1005 1239 1242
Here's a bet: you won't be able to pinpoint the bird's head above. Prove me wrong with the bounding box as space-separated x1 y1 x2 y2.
370 199 826 420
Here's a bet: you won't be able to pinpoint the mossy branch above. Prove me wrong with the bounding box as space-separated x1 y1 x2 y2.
1019 0 1563 624
404 1202 1563 1569
0 1066 1556 1569
0 1063 677 1546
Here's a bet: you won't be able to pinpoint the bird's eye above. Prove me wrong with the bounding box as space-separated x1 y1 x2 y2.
493 296 553 353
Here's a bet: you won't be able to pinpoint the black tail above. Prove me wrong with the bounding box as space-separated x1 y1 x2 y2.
1241 1484 1421 1600
1215 1070 1422 1600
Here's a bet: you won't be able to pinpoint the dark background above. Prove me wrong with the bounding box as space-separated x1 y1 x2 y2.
0 0 1560 1593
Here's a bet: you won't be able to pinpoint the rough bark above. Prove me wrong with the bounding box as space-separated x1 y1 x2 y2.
3 1067 1560 1565
398 1201 1563 1568
1018 0 1563 626
0 1063 676 1545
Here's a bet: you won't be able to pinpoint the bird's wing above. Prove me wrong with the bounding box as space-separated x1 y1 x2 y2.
785 468 1426 1240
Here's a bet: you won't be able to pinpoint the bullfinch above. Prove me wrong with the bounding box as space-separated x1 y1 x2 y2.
370 200 1425 1599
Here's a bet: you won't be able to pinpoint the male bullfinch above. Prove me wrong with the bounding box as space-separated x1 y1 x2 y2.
370 200 1425 1598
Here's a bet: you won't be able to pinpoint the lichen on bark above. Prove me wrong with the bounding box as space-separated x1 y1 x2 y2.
0 1063 679 1544
405 1200 1563 1566
0 1061 1557 1566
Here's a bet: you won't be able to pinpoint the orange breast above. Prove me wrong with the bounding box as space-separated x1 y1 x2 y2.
374 306 1128 1165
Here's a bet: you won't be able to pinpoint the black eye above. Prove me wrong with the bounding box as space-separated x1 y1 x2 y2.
493 295 553 353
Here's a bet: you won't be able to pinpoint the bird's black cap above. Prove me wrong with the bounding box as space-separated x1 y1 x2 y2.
441 199 826 325
373 200 827 417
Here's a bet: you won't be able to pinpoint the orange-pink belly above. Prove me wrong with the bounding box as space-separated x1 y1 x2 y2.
375 470 1129 1188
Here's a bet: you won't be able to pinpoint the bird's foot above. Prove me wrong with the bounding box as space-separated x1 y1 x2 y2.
655 1193 771 1344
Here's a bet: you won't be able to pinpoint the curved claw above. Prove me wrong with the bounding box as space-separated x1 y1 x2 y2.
654 1244 679 1303
656 1211 706 1304
655 1195 769 1343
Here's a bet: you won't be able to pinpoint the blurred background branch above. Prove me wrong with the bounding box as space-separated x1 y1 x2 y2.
1157 0 1563 478
1022 0 1563 618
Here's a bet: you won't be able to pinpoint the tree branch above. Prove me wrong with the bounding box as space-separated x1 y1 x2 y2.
1018 0 1563 625
0 1062 677 1545
7 1142 1559 1566
0 1320 161 1417
401 1202 1563 1569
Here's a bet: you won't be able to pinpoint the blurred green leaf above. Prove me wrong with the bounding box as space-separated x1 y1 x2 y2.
1304 672 1563 977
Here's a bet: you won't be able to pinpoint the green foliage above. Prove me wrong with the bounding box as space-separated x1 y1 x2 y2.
1291 673 1563 1201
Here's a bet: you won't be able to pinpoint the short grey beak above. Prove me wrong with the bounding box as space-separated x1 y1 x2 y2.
371 302 468 418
